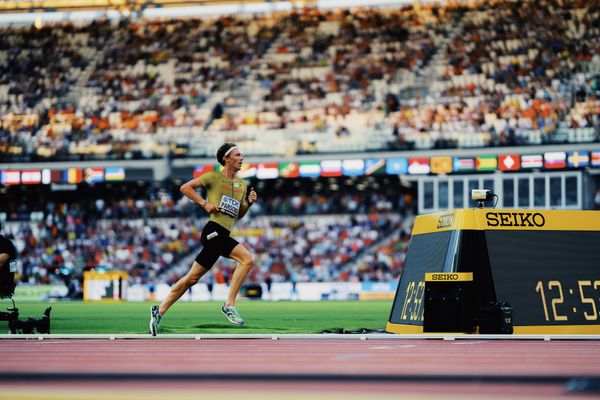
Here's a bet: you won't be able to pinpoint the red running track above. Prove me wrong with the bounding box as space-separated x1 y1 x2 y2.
1 339 599 399
1 339 600 376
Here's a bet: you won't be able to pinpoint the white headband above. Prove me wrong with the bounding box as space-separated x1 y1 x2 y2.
223 146 239 160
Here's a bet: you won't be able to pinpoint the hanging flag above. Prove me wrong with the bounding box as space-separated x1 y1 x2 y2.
591 151 600 167
21 170 42 185
498 154 520 171
298 161 321 177
476 155 497 171
41 169 51 185
453 157 476 172
521 154 543 169
237 163 257 179
342 159 365 176
279 162 300 178
85 167 104 183
544 151 567 169
364 159 386 175
105 167 126 181
51 170 66 183
567 151 589 168
320 160 343 177
193 165 215 179
68 168 83 184
430 156 453 174
1 170 20 185
408 158 430 175
386 158 408 174
256 163 279 179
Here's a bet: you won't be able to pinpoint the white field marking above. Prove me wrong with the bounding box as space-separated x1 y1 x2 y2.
1 333 600 340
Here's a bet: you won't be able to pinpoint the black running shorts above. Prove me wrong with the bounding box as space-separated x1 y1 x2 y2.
195 221 239 270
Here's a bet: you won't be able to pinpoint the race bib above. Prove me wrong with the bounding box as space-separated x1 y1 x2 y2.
9 260 16 273
220 195 240 218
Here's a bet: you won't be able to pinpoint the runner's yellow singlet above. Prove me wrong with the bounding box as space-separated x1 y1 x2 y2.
199 171 248 231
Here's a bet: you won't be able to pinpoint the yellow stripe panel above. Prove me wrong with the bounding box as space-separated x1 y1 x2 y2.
387 322 600 335
424 272 473 282
385 323 470 334
412 209 600 235
386 322 423 334
513 325 600 334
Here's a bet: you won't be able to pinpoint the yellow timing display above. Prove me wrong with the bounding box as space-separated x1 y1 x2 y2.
388 209 600 335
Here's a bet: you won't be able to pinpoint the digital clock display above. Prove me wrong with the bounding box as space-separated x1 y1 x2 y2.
485 230 600 325
388 230 451 325
387 209 600 334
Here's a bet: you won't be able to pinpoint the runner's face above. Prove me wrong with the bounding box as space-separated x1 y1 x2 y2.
226 148 243 171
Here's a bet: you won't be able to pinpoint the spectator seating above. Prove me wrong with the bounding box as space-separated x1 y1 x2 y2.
1 1 598 161
3 185 413 285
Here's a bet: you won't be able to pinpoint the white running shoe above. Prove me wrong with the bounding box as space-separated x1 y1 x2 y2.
221 304 245 326
149 305 161 336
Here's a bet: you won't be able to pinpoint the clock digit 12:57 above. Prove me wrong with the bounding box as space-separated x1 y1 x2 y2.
535 280 599 322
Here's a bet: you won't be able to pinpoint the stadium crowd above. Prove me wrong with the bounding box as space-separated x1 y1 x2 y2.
3 184 413 291
1 0 598 161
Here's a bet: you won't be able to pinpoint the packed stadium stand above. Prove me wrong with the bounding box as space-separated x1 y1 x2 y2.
0 0 598 161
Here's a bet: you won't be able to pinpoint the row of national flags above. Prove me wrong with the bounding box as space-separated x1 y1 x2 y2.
0 167 125 185
190 150 600 180
2 151 599 185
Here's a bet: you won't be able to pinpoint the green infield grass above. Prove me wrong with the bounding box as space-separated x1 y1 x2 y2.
0 301 392 334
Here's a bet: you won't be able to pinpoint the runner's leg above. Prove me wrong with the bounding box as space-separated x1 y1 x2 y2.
159 261 208 315
225 244 255 307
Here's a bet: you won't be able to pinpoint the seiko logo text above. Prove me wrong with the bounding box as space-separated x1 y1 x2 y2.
437 214 454 229
486 212 546 227
430 273 459 281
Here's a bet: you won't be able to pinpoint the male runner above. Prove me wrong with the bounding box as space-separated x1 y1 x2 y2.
149 143 257 335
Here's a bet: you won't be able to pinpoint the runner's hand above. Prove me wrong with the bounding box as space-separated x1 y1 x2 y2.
203 202 220 214
248 187 257 204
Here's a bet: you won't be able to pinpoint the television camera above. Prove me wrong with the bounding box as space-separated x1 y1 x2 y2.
1 241 51 334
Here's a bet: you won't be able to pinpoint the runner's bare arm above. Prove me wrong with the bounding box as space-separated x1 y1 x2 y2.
180 178 219 214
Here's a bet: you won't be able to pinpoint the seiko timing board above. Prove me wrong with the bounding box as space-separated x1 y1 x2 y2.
387 209 600 334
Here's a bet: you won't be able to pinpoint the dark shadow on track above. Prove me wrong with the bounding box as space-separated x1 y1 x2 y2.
2 372 600 393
